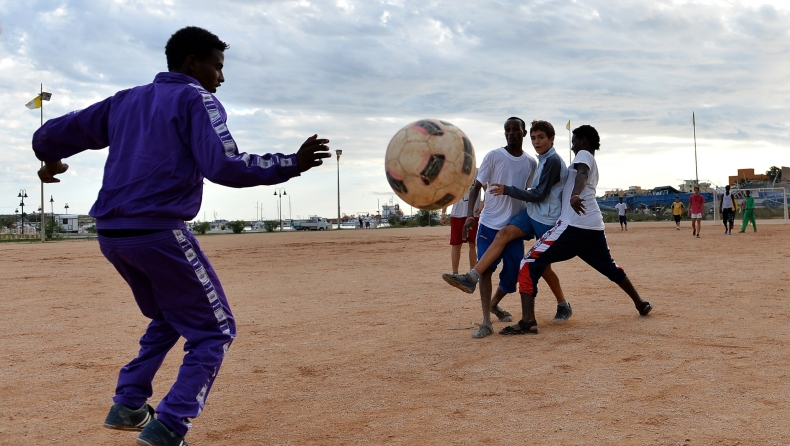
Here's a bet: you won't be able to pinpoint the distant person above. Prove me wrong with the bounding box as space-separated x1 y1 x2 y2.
739 190 756 233
441 186 483 275
364 215 371 228
689 186 705 238
441 117 537 339
719 185 737 235
358 215 363 229
670 197 684 231
506 125 652 335
615 196 628 231
443 119 572 325
32 26 331 446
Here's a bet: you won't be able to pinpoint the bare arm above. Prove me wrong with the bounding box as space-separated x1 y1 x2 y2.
569 163 589 215
463 180 483 239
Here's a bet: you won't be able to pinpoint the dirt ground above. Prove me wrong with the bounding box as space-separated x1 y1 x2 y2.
1 221 788 445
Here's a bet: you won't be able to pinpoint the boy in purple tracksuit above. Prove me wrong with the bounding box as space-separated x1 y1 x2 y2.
32 27 330 446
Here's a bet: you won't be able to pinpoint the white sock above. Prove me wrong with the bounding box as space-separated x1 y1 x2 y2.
469 269 481 282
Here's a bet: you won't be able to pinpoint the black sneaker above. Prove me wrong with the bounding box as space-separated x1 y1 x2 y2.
104 403 155 431
553 302 573 322
442 273 476 294
137 419 188 446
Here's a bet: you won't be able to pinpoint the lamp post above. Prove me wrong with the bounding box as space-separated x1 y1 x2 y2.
273 188 286 231
65 203 69 215
18 189 28 235
49 195 55 223
336 149 342 229
14 208 18 234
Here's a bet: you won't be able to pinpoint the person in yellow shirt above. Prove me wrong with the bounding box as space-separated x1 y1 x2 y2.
670 197 684 231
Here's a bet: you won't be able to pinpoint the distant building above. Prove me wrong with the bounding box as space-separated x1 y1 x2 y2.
728 169 769 186
381 204 402 219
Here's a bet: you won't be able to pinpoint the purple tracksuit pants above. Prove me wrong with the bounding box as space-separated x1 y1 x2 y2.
99 229 236 437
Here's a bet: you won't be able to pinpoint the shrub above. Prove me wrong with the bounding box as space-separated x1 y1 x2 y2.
193 221 211 235
227 220 246 234
263 220 279 232
45 219 64 240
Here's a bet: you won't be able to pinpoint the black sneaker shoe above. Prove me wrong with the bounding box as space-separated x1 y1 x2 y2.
137 419 188 446
104 403 155 431
442 273 477 294
637 301 653 316
553 302 573 322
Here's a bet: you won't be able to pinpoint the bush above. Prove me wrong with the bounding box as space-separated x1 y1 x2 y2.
45 219 64 240
227 220 246 234
263 220 279 232
388 215 401 225
417 210 440 227
193 221 211 235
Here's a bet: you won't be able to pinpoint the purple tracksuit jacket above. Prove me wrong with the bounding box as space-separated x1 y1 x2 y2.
32 72 299 437
33 71 301 229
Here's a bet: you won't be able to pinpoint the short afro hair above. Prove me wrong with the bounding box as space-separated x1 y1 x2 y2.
572 125 600 151
506 117 526 131
165 26 229 71
530 120 555 139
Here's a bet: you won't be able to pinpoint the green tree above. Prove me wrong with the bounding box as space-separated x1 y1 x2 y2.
263 220 279 232
193 221 211 235
766 166 782 182
227 220 246 234
417 210 440 227
45 219 64 240
387 215 401 226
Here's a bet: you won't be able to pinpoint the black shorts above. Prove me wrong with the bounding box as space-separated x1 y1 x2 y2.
618 215 627 224
722 208 734 224
673 215 682 223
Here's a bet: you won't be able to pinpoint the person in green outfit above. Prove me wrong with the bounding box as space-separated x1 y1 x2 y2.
739 190 756 233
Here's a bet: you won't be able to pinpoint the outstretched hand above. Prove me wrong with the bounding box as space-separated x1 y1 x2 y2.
296 135 331 172
38 161 69 183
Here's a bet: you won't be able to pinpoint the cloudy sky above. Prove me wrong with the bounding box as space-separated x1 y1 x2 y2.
1 0 788 221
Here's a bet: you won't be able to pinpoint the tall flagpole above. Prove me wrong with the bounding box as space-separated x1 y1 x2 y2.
566 120 572 163
40 83 45 242
693 112 698 185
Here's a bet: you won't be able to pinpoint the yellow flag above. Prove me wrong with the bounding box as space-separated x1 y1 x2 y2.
25 96 42 110
566 120 571 130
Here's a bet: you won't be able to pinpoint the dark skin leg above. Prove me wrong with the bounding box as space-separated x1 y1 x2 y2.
617 276 646 307
519 292 537 333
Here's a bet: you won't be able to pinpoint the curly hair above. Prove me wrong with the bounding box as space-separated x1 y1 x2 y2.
530 120 555 139
165 27 229 71
506 117 526 131
572 125 600 151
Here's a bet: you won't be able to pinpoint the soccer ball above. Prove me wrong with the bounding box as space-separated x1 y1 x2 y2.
385 119 476 210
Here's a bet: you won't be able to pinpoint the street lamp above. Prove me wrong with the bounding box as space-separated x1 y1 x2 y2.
14 208 18 234
336 149 342 230
18 189 27 235
64 203 69 215
273 188 286 231
49 195 55 223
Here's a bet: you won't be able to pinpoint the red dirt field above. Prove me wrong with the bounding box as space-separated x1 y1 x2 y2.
1 221 788 445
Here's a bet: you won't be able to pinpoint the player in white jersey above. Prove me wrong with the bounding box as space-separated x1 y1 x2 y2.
452 117 537 338
500 125 652 335
614 197 628 231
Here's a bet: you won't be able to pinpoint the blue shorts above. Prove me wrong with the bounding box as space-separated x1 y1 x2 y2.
476 223 523 294
508 209 555 240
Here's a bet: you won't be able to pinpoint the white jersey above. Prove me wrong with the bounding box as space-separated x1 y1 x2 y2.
450 185 482 218
615 202 627 216
560 150 605 230
721 193 734 209
475 147 537 230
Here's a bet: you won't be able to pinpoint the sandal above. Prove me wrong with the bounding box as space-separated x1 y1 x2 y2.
499 319 538 335
471 323 493 339
490 306 513 322
637 301 653 316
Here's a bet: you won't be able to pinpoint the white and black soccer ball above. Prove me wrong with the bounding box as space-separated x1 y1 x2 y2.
385 119 476 210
